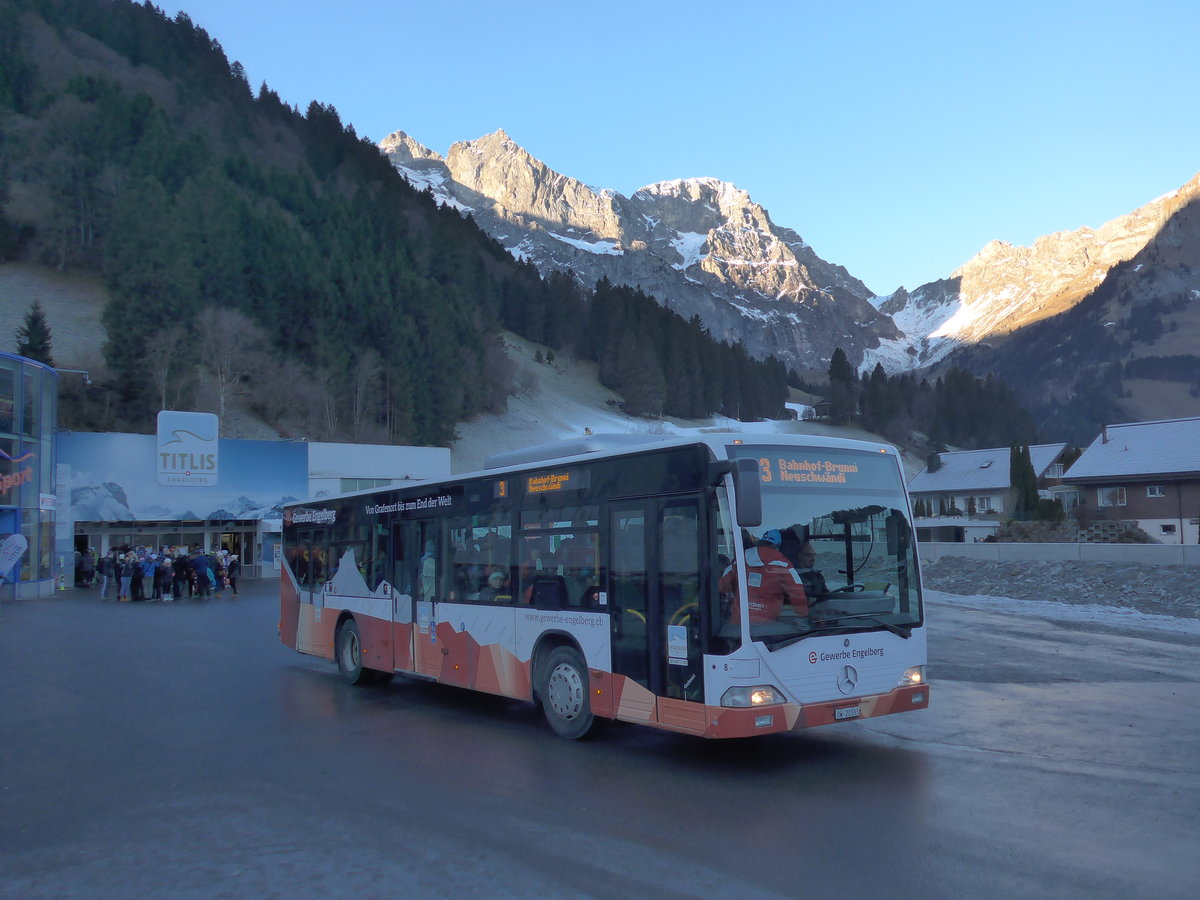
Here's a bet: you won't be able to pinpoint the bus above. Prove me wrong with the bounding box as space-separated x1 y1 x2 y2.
280 432 929 739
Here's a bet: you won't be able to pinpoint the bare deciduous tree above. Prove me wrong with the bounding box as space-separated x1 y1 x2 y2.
146 323 189 411
351 349 382 441
194 306 266 434
250 357 306 428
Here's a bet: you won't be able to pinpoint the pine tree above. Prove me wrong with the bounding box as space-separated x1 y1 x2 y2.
827 348 857 426
1009 444 1039 519
15 299 55 366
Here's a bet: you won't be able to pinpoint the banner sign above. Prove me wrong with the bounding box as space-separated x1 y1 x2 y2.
157 411 219 486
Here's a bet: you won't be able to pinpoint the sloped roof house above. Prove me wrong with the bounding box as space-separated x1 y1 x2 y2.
1063 417 1200 544
907 443 1069 542
909 443 1069 512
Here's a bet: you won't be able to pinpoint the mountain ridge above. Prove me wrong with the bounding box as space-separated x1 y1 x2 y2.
863 172 1200 374
385 128 1199 387
382 128 895 375
385 125 1200 442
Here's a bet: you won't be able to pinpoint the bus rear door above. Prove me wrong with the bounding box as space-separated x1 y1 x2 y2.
383 520 415 672
404 519 442 678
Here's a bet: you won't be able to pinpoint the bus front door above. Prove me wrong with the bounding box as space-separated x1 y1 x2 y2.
296 528 327 655
608 497 705 727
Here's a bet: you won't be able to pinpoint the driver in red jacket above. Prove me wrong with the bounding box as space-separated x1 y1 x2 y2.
719 529 808 623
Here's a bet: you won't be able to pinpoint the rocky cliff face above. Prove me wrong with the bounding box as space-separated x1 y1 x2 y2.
381 129 895 373
911 175 1200 441
864 174 1200 374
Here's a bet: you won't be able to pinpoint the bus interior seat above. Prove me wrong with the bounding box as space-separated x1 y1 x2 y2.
531 575 567 610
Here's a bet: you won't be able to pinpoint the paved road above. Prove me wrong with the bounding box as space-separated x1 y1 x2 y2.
1 580 1197 898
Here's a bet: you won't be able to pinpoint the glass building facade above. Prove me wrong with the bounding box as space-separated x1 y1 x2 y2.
0 351 57 599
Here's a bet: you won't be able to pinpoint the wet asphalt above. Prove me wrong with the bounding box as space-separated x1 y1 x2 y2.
1 579 1197 898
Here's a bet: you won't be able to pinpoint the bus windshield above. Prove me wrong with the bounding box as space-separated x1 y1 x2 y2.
725 445 922 650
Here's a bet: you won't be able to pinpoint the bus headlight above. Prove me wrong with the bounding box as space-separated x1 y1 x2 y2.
898 666 925 687
721 685 785 707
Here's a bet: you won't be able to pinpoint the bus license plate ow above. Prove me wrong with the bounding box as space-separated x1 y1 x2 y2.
834 706 861 720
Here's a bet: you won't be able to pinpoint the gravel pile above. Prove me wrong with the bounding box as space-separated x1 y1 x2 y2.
920 556 1200 620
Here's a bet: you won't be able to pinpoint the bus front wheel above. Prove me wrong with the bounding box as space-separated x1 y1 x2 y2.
540 646 595 739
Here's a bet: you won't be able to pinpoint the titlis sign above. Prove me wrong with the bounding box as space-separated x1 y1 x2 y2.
157 411 219 486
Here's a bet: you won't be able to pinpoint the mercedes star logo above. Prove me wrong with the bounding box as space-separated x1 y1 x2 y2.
837 665 859 695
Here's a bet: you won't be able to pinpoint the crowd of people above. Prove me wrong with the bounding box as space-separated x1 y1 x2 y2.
84 545 241 602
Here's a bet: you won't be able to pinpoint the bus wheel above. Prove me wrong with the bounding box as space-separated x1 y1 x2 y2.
540 646 595 739
336 619 368 685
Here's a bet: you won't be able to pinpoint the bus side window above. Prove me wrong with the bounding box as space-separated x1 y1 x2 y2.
368 521 390 593
419 529 438 601
391 529 407 594
519 535 551 604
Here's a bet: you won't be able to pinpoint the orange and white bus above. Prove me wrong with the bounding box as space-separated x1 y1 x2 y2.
280 433 929 739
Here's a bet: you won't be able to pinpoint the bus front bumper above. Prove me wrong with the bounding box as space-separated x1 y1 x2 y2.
705 683 930 739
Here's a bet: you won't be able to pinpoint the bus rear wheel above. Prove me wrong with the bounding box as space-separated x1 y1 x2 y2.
540 646 596 739
337 619 370 685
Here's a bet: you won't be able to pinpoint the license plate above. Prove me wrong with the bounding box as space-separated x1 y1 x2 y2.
834 706 861 720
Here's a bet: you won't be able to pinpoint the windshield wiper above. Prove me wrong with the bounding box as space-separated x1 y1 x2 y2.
761 623 851 650
759 616 914 652
817 613 912 639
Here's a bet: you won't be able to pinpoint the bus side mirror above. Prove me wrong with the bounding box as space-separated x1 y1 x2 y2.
732 458 762 528
708 459 762 528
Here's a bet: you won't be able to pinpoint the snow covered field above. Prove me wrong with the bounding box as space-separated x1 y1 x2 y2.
451 332 916 474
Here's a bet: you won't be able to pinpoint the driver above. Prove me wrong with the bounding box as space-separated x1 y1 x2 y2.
719 529 808 623
795 541 829 599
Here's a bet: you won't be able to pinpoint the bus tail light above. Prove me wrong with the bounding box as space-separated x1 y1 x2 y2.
721 685 785 707
898 666 925 687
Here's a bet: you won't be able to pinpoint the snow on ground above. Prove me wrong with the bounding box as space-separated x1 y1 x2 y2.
0 263 106 371
451 332 913 475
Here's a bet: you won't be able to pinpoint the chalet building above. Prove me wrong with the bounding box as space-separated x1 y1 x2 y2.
907 443 1070 542
1062 417 1200 545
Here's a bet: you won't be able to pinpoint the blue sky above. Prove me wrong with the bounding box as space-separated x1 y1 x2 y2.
160 0 1199 295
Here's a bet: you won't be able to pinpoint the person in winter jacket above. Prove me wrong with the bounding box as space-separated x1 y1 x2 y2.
718 529 808 623
118 553 136 602
226 555 240 597
794 541 829 599
193 551 212 598
96 551 114 600
142 554 159 600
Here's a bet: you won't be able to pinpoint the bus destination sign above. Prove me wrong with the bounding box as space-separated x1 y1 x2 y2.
757 454 862 486
526 469 588 495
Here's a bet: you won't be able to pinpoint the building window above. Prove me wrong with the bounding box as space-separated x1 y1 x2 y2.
977 496 993 512
1046 463 1064 479
1161 524 1177 535
1146 485 1165 498
339 477 392 493
1097 487 1126 508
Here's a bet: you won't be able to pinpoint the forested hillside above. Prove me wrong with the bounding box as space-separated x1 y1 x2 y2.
0 0 788 441
814 348 1039 452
